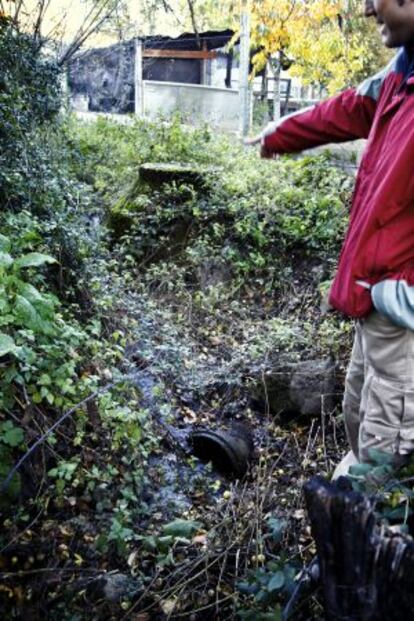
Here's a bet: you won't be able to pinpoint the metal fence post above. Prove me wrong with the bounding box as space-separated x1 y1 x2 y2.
134 38 144 116
239 7 251 136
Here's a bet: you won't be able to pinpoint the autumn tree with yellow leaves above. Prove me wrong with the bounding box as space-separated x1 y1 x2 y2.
181 0 391 117
248 0 391 117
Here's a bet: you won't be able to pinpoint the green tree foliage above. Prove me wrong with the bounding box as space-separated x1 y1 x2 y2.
0 23 147 518
172 0 392 93
0 21 61 209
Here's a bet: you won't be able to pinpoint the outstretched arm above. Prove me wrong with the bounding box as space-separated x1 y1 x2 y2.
247 87 377 158
246 53 402 157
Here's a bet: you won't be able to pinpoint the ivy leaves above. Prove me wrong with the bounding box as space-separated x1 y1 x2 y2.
15 252 57 269
0 234 85 410
0 23 61 212
0 421 25 448
0 333 19 357
0 240 57 337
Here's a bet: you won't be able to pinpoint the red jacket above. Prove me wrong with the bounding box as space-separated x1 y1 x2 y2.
263 48 414 318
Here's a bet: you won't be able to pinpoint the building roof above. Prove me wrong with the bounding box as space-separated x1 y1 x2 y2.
142 29 235 51
72 29 236 62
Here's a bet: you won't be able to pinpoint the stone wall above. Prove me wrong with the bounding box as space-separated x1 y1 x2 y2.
143 80 240 131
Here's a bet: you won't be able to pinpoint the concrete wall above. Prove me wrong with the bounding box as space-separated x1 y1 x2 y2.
143 80 240 131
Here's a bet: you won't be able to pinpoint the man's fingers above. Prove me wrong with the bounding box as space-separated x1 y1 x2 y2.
244 134 277 159
243 134 262 146
261 145 275 159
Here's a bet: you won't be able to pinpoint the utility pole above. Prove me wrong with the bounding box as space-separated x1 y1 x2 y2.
239 2 251 136
134 38 144 116
272 52 281 121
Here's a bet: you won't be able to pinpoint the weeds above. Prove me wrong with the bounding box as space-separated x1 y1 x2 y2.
1 41 358 617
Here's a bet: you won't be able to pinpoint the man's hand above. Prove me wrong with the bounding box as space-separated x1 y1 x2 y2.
244 132 276 159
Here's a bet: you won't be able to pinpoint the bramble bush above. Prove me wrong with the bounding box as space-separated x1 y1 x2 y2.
70 115 352 294
64 114 356 392
0 21 60 211
0 24 147 515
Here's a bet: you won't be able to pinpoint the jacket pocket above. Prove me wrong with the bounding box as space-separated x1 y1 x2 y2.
361 376 403 441
362 201 414 277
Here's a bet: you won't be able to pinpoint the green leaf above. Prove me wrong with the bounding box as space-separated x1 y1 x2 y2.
367 448 394 466
18 282 44 303
14 295 39 328
0 422 24 447
349 463 373 477
14 295 51 333
162 519 202 538
254 589 270 605
0 235 11 252
157 535 174 552
266 517 287 543
139 535 158 551
39 373 52 386
237 581 260 596
3 427 24 447
370 464 393 482
0 333 18 357
267 571 285 592
0 252 13 268
14 253 57 269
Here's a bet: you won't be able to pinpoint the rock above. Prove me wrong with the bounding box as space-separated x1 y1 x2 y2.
254 358 339 417
102 572 139 602
139 162 211 191
196 259 232 289
109 162 218 242
290 359 337 416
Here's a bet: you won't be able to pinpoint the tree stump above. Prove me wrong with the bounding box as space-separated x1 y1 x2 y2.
303 476 414 620
109 162 218 240
139 162 209 190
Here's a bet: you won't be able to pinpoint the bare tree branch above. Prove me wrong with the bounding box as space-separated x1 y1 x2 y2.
33 0 52 45
186 0 201 49
160 0 174 13
3 0 178 67
58 1 118 65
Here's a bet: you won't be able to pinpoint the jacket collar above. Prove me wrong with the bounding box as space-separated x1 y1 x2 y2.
399 46 414 78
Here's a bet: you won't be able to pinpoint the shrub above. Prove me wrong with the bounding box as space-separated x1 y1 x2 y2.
0 22 60 210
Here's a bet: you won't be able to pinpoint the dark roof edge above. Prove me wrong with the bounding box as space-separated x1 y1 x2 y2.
71 29 237 61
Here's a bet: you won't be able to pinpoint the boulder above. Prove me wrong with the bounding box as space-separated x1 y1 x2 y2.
139 162 210 191
102 572 140 602
196 259 232 289
254 358 339 417
109 162 217 242
290 359 338 416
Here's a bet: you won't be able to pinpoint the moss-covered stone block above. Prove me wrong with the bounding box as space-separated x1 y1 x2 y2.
138 162 210 191
108 162 217 241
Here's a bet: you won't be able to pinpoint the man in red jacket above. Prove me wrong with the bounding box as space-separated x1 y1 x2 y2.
249 0 414 476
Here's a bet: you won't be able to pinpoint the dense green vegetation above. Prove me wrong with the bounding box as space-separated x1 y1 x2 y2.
0 22 350 621
3 20 414 621
0 23 149 553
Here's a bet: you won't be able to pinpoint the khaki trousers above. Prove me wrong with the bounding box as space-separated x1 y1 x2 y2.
333 311 414 478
